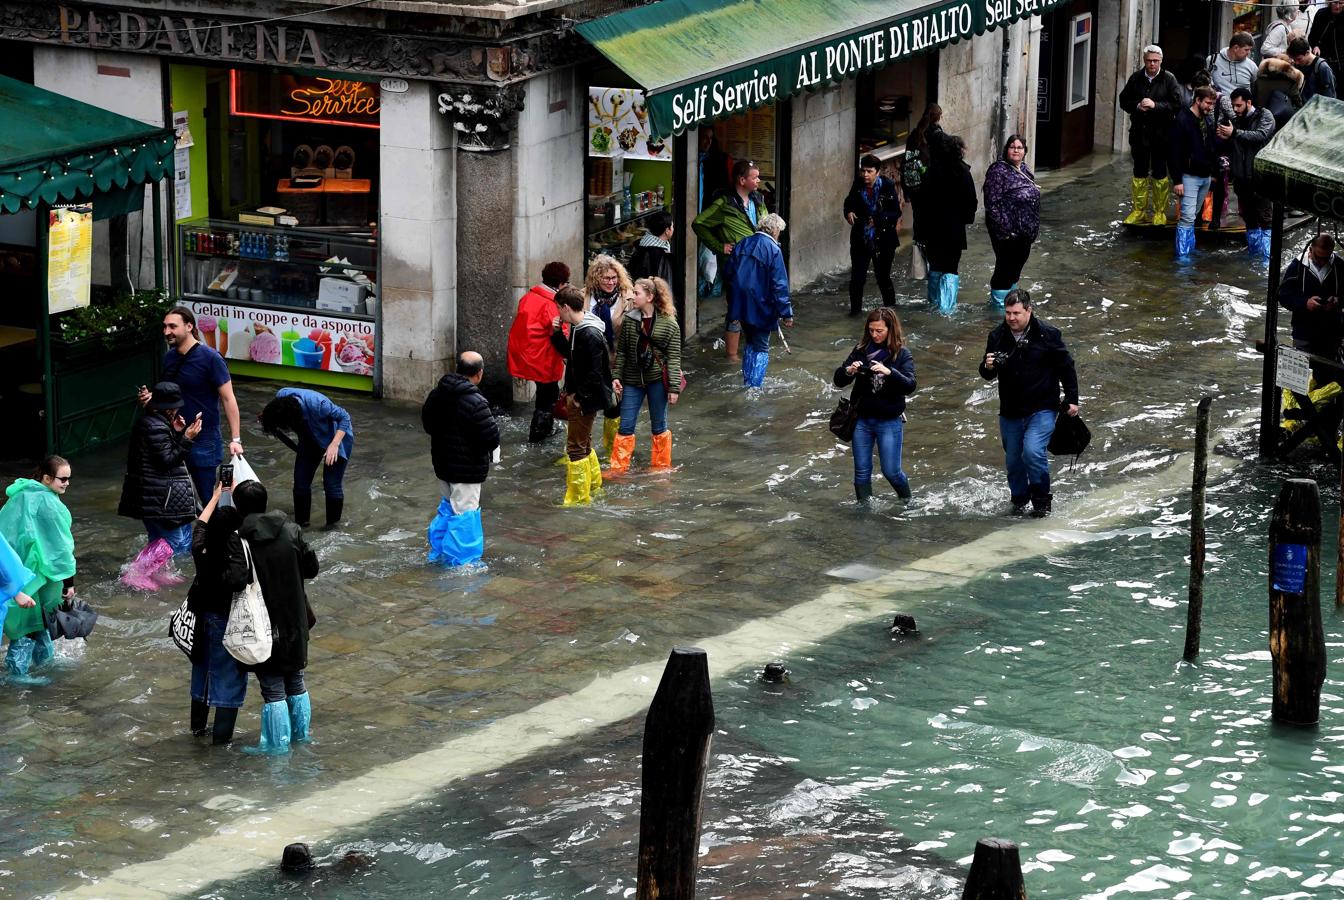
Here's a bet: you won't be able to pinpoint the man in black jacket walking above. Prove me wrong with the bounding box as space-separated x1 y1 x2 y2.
421 351 500 565
979 290 1080 518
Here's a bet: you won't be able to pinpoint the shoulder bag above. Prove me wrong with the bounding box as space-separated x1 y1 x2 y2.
222 540 273 665
829 396 860 442
169 599 195 659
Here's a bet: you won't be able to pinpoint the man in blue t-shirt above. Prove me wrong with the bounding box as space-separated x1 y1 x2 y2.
137 306 242 498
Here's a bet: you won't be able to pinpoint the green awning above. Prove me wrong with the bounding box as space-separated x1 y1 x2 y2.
0 74 174 215
1254 95 1344 220
577 0 1070 138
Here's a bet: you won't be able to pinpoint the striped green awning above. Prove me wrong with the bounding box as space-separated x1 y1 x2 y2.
0 74 174 214
577 0 1070 138
1254 95 1344 221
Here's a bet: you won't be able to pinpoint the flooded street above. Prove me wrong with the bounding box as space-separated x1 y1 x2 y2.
4 158 1342 899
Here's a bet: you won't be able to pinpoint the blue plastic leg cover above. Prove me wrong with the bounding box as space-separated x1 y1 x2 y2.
743 349 770 388
926 271 944 306
1247 229 1270 265
1175 224 1196 260
243 700 292 755
937 273 959 314
989 288 1011 308
4 637 50 686
427 497 484 566
286 692 312 744
30 629 54 667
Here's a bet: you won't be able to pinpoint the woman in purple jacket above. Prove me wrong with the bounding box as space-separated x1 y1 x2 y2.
983 134 1041 307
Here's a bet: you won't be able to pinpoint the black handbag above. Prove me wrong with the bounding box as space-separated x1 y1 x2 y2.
1048 407 1091 461
829 396 860 442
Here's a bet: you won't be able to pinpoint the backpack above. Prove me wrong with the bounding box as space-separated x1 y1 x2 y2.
901 148 926 193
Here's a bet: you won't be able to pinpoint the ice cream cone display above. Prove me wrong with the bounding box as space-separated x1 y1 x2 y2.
229 322 254 360
198 314 217 349
218 318 229 357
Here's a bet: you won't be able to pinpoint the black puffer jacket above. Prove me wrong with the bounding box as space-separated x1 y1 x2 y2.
187 515 249 617
117 411 198 523
421 373 500 485
978 315 1079 419
238 510 318 676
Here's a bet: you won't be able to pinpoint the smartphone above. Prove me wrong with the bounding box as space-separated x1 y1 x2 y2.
218 463 234 489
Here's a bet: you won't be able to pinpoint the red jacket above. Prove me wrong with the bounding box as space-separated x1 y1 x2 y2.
507 284 565 383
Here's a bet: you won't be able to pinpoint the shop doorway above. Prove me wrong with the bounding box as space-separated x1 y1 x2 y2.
1035 0 1099 170
1157 0 1222 85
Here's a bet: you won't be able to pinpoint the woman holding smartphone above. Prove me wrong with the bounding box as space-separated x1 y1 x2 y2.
833 308 917 503
118 380 201 555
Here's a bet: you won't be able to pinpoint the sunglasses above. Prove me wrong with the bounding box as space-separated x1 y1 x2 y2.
54 476 71 483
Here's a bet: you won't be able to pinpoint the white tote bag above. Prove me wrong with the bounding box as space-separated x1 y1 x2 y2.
231 454 261 486
223 540 273 665
909 243 928 280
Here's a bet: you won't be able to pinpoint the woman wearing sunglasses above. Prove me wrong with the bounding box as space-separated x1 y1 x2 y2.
0 456 76 684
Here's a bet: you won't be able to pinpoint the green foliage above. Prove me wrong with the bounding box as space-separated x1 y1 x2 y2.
53 289 170 346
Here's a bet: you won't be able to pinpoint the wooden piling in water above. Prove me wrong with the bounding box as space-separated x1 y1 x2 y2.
962 837 1027 899
1336 460 1344 609
637 647 714 900
1184 397 1212 662
1268 479 1327 726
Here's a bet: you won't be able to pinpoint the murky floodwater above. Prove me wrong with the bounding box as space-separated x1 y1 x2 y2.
3 159 1339 899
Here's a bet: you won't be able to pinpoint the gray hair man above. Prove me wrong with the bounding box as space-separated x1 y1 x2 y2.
730 214 794 387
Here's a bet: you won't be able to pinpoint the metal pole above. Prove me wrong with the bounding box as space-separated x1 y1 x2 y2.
38 201 54 455
1258 200 1286 460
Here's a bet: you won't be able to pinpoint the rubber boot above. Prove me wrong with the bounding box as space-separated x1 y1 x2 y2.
243 700 292 755
586 448 603 494
191 700 210 736
649 430 672 470
562 457 591 507
1010 495 1030 516
854 481 873 505
724 330 741 362
293 491 312 528
1175 224 1196 261
936 273 959 314
601 416 618 461
5 637 50 686
926 271 944 306
1150 178 1172 226
989 288 1011 308
323 495 343 530
286 692 312 744
1123 177 1150 225
894 479 912 500
212 707 238 745
527 409 555 443
607 433 636 476
1030 493 1053 519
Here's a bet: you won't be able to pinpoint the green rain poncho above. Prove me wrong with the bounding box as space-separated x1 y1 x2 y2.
0 478 75 640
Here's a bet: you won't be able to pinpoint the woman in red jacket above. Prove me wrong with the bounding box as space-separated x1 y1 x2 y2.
507 261 570 443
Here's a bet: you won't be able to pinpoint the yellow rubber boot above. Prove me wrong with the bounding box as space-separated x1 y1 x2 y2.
607 433 635 476
586 447 603 494
602 416 619 460
649 430 672 470
562 458 591 506
1123 177 1150 225
1150 178 1172 226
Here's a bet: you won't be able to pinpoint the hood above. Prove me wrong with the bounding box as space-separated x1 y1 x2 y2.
240 510 290 542
6 478 50 499
639 233 671 251
434 372 478 398
623 305 647 323
1259 56 1305 90
574 310 605 335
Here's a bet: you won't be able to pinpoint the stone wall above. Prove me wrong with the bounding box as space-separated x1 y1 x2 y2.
786 80 857 290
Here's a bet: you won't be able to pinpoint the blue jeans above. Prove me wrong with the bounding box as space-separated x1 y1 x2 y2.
145 518 192 555
1177 175 1211 228
294 436 348 500
852 415 909 494
742 328 771 353
191 612 248 708
618 378 669 436
187 434 222 500
999 408 1056 501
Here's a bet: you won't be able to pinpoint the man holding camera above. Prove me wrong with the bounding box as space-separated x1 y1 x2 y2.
979 290 1079 518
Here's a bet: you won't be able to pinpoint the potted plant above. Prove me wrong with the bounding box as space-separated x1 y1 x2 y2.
51 289 170 360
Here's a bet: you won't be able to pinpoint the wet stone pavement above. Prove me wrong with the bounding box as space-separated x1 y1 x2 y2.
0 157 1315 897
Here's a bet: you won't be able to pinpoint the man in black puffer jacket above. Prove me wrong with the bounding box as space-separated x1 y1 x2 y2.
421 351 500 565
979 290 1079 519
117 381 202 555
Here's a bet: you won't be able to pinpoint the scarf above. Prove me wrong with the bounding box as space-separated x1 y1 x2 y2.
860 177 885 248
864 345 894 393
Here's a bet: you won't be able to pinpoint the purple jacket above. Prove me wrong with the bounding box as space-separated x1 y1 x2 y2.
983 159 1041 242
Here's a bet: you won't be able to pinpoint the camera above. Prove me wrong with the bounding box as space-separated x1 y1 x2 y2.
218 463 234 489
990 349 1015 366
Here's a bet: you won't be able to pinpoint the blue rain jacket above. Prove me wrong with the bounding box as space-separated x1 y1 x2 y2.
277 388 354 460
728 232 792 332
0 532 34 628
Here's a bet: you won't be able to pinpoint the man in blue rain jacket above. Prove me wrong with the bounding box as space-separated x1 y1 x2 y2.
729 213 794 388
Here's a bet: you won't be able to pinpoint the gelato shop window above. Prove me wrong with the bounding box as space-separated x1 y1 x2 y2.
169 63 379 390
585 84 674 268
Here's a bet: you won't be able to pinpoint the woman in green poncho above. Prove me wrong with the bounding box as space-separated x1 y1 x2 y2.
0 456 76 685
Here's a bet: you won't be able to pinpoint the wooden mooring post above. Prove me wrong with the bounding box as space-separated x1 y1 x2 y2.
963 837 1027 899
1268 479 1327 726
1337 459 1344 609
637 647 714 900
1184 397 1212 662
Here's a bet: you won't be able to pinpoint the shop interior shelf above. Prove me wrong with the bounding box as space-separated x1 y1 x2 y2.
588 205 666 239
180 250 376 273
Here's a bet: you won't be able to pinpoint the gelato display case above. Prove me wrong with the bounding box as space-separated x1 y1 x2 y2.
176 219 376 386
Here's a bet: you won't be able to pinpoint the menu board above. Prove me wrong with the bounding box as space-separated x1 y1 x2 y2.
47 203 93 314
722 106 776 179
184 299 374 379
588 87 671 161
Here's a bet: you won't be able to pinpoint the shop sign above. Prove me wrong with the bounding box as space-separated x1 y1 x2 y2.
379 78 410 94
48 203 93 314
184 300 375 378
55 5 325 66
231 70 380 129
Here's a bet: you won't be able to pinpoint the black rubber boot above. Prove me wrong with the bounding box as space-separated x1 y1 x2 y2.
191 700 209 736
895 481 912 500
528 409 555 443
212 707 239 745
1010 495 1030 516
855 482 873 504
293 491 312 528
323 496 344 530
1030 493 1053 518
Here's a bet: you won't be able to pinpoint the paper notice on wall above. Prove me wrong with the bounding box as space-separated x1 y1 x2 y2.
47 203 93 314
183 299 374 379
174 147 192 221
588 86 670 161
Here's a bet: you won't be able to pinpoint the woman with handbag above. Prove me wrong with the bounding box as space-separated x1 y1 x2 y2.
0 456 76 685
833 308 917 503
609 276 683 475
117 381 201 557
186 481 250 744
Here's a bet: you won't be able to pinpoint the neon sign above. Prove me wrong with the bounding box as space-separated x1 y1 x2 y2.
230 70 380 129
